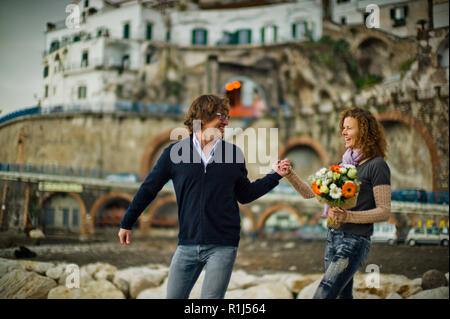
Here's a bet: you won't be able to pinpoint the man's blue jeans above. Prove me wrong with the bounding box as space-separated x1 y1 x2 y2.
313 228 371 299
166 244 237 299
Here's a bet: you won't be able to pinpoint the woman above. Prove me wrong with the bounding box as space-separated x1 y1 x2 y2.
285 107 391 299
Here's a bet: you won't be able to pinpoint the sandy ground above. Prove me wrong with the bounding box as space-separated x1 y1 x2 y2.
1 233 448 279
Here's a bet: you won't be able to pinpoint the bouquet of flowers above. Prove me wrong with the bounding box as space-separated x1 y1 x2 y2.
309 164 360 229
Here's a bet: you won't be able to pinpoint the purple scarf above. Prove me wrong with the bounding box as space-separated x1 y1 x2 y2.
322 148 363 217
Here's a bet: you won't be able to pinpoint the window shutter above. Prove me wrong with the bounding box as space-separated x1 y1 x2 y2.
273 25 278 42
404 6 408 17
390 8 395 19
192 29 196 45
248 29 252 44
204 29 208 45
261 27 265 43
292 23 296 39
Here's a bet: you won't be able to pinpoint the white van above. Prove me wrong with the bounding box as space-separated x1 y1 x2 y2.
371 222 398 245
406 227 449 246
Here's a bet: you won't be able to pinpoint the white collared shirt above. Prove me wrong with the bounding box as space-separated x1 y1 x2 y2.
193 132 221 168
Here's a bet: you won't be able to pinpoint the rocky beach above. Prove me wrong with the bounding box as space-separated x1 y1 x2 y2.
0 235 448 299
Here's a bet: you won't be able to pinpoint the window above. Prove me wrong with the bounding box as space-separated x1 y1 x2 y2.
123 22 130 39
261 25 278 44
44 208 55 225
390 6 408 27
146 46 157 64
81 50 88 67
63 208 70 227
192 28 208 45
341 16 347 25
73 34 81 42
84 0 89 7
146 23 153 40
44 85 49 98
237 29 252 44
166 30 171 42
337 0 350 3
292 21 314 40
50 40 60 53
78 86 87 99
72 209 79 226
44 65 49 78
122 55 130 69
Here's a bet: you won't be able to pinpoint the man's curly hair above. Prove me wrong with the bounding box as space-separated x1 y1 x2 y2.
184 94 230 133
339 107 387 159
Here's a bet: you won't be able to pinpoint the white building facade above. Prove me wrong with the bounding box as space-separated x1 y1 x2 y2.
41 0 322 112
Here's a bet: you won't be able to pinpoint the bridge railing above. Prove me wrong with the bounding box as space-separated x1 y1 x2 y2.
0 162 137 181
0 102 187 125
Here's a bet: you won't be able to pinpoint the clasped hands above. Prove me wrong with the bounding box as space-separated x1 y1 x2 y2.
328 207 348 223
272 158 291 177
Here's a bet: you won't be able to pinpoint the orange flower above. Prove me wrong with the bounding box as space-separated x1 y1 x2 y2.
342 181 357 198
330 165 342 173
312 181 322 195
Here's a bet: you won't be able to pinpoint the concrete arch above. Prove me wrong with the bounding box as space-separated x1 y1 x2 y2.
139 129 175 181
279 135 329 167
39 192 88 235
376 110 440 192
256 204 305 232
350 33 391 54
89 191 134 234
141 194 177 236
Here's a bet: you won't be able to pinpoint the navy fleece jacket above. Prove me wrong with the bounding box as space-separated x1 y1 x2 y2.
120 134 282 247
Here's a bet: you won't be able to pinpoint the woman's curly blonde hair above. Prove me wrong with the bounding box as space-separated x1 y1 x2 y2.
184 94 230 133
339 107 387 159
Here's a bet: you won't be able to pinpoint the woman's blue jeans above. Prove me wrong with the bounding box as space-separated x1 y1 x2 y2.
313 228 371 299
166 244 237 299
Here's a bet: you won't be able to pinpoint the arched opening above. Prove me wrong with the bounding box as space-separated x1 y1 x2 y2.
40 193 85 235
381 120 433 191
90 192 133 235
355 37 389 78
279 136 328 187
149 200 178 238
222 76 267 118
257 205 305 239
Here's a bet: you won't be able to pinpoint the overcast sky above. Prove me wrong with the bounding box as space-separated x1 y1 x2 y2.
0 0 72 116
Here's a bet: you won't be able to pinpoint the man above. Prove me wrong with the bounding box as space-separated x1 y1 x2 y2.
118 94 290 299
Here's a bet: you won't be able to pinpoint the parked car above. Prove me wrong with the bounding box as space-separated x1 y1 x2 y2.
371 222 398 245
406 227 449 246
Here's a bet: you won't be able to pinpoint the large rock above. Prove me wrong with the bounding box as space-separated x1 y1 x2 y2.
407 287 449 299
421 270 447 290
227 270 259 290
17 260 55 275
353 273 421 298
80 262 117 281
58 264 94 287
112 265 169 298
48 280 125 299
137 278 168 299
297 279 321 299
225 282 293 299
258 273 322 294
46 263 70 281
0 268 57 299
0 257 23 278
